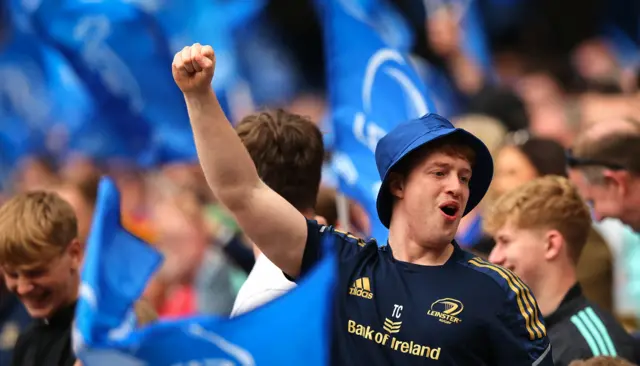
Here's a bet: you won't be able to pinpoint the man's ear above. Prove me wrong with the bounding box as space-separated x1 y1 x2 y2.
543 230 564 261
67 239 83 272
603 169 631 197
388 172 405 200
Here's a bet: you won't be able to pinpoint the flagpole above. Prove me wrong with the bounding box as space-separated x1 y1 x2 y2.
336 192 351 232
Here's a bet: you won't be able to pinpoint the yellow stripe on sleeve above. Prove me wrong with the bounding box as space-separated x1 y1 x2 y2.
479 260 546 336
509 270 546 336
468 258 544 340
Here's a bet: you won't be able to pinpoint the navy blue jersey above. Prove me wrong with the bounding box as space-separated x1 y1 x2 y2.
293 220 553 365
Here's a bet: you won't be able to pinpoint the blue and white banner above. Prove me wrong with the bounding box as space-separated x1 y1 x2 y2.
73 178 337 366
321 0 436 242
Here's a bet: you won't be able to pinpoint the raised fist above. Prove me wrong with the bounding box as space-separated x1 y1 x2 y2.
172 43 216 94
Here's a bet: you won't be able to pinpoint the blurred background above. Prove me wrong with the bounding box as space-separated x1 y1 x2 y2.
0 0 638 360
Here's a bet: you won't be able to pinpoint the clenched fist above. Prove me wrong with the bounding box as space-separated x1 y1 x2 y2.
172 43 216 94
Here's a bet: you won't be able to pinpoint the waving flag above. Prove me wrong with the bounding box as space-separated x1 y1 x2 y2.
148 0 265 92
0 17 94 173
74 178 337 366
15 0 196 165
320 0 436 242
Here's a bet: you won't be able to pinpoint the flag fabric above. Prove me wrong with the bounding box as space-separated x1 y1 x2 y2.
320 0 436 243
2 0 266 168
0 12 94 173
410 56 462 118
149 0 265 92
14 0 196 165
74 178 338 366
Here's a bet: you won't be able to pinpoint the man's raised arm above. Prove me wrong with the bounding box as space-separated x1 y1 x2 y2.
172 43 307 278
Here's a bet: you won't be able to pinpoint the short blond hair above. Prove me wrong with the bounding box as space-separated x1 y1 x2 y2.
484 176 592 263
0 191 78 267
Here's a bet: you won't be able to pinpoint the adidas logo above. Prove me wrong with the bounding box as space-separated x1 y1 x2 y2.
349 277 374 299
383 318 402 334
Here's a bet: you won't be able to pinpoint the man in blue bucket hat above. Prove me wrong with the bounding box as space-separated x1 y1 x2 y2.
173 44 553 365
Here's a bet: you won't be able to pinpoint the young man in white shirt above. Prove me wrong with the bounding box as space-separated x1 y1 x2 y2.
230 109 326 317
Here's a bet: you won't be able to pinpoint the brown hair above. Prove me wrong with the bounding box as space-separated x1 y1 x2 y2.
484 175 592 263
391 133 477 178
316 186 338 226
572 118 640 177
0 191 78 267
569 356 637 366
236 109 324 211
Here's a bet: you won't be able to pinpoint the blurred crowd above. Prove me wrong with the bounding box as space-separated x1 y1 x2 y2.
0 0 639 364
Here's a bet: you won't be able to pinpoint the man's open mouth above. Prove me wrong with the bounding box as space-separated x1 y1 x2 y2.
439 202 460 217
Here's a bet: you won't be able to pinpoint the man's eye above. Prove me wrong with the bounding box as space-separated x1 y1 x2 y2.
24 269 46 278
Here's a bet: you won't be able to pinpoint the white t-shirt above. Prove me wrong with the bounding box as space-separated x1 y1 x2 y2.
230 254 296 317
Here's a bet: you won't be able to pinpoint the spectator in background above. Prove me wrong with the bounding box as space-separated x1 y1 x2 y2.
568 118 640 328
147 179 237 317
486 176 637 366
0 190 158 366
493 136 568 196
13 155 60 193
314 185 371 237
452 114 507 249
230 109 326 317
466 86 530 132
50 172 156 248
491 136 614 313
0 191 84 366
49 174 101 246
567 118 640 232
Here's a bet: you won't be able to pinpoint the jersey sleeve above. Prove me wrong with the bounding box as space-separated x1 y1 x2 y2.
294 219 370 279
489 283 553 366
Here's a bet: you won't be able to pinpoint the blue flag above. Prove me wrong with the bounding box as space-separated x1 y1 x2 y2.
149 0 265 91
146 0 266 120
17 0 198 165
0 18 94 173
321 0 436 243
74 178 337 365
411 56 462 118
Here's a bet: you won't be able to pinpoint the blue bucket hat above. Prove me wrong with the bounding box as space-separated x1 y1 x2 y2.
375 113 494 228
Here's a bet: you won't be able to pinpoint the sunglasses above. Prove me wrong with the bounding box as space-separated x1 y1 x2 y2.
565 149 626 170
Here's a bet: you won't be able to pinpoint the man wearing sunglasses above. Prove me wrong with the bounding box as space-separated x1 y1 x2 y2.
566 118 640 232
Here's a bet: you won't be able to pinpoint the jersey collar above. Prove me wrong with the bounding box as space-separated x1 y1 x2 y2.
543 283 584 329
383 240 464 271
38 300 77 328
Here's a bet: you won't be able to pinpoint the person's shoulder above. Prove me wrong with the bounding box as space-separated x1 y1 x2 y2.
231 254 296 317
8 321 38 361
571 302 638 354
455 254 522 295
307 218 378 250
456 254 544 318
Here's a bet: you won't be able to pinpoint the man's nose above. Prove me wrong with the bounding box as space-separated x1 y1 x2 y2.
488 248 504 265
445 174 464 197
16 278 34 296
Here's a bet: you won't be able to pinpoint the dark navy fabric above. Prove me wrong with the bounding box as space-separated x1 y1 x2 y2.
293 219 554 366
